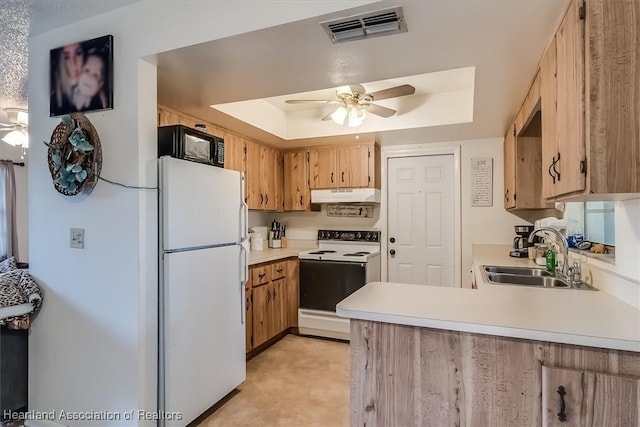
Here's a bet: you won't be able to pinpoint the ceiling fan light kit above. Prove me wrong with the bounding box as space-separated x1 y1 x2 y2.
286 83 415 128
1 108 29 156
1 130 28 148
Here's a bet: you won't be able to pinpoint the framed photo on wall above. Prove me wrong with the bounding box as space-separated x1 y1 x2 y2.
50 35 113 117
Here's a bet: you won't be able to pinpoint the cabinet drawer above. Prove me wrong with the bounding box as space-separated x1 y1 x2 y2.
271 261 287 280
251 265 271 287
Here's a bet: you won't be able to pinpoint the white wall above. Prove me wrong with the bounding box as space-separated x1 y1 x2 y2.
27 1 377 425
613 199 640 281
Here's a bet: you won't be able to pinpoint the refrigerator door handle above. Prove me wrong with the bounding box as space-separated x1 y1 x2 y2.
240 174 248 242
239 244 248 324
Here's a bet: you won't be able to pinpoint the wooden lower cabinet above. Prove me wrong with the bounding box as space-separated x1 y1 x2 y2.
350 320 640 427
252 281 271 348
542 365 640 427
247 257 299 353
245 281 252 352
286 259 299 328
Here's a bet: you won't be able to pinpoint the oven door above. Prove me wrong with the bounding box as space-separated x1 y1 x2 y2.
299 260 366 312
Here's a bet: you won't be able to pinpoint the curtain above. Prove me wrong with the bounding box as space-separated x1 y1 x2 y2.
0 161 18 259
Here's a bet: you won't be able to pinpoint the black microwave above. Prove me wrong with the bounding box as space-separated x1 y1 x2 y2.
158 125 224 168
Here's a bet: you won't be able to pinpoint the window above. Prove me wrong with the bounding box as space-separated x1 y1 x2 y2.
584 201 615 246
563 201 615 246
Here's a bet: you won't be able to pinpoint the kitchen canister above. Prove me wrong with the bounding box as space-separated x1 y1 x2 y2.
251 233 264 251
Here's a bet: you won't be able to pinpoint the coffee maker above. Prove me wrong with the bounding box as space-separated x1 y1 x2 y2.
510 225 535 257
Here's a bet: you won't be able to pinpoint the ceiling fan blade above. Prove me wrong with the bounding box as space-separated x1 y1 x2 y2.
321 112 334 121
367 84 415 101
364 103 397 118
0 123 14 127
285 100 339 104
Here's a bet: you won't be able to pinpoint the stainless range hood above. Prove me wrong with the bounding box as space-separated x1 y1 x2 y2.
311 188 381 203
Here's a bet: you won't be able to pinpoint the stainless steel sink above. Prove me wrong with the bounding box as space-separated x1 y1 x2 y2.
485 273 570 288
481 265 596 290
484 266 552 277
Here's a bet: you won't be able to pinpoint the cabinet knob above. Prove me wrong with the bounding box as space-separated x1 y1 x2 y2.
390 237 396 243
390 249 396 256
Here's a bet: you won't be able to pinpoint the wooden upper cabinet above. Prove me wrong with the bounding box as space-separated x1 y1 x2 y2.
504 125 517 209
554 0 585 197
274 150 284 212
309 147 338 189
223 132 246 172
542 365 640 427
339 145 370 188
584 0 640 195
260 146 277 211
309 143 378 189
246 140 262 209
515 72 541 135
541 37 558 199
284 151 310 211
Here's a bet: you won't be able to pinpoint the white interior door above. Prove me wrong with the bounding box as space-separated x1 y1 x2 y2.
387 155 456 286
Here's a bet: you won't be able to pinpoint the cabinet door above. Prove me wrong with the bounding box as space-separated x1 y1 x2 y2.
339 145 370 187
309 147 338 189
261 146 277 210
245 282 252 352
274 150 284 212
270 278 287 338
542 365 640 427
223 132 246 173
541 37 558 199
555 0 585 196
286 259 299 328
252 283 271 348
283 151 309 211
504 125 517 209
246 140 262 209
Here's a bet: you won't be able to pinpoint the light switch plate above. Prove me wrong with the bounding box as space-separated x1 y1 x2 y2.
70 228 85 249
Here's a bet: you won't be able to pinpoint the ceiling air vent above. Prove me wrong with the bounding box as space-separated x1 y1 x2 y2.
321 6 407 44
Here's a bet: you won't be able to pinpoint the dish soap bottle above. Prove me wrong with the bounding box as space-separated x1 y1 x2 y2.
545 249 556 274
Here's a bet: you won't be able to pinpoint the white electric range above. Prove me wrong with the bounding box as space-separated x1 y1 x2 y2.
298 230 381 340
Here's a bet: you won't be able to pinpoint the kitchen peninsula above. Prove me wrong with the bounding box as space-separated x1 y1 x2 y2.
337 256 640 426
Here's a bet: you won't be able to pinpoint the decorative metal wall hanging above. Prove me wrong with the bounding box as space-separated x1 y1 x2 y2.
45 113 102 196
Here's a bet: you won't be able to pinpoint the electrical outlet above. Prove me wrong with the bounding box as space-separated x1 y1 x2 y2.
70 228 85 249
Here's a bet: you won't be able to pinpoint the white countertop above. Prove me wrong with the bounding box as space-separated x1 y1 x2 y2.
337 245 640 352
248 245 316 266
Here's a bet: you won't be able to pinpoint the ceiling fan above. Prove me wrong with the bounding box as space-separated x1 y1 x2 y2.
285 83 415 127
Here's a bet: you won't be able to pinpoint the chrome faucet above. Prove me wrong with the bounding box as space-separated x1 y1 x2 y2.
528 227 578 282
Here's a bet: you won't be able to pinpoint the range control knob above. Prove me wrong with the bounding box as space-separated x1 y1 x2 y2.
356 232 362 239
333 231 340 239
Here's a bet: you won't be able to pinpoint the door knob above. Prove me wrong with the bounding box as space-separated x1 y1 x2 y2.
390 249 396 255
390 237 396 243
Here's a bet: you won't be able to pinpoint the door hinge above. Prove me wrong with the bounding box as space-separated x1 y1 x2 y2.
513 126 516 137
579 2 586 20
580 159 587 175
514 193 517 201
368 175 371 183
243 146 247 154
368 150 371 158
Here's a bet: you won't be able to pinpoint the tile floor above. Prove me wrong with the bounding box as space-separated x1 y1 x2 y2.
197 334 350 427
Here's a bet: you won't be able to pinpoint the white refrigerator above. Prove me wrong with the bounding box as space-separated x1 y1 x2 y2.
158 156 248 426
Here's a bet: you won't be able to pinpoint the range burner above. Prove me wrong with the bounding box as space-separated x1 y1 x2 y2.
308 250 337 254
344 252 371 256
